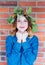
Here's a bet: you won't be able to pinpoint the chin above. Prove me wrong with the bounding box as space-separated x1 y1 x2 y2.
20 31 25 32
18 28 27 32
20 30 26 33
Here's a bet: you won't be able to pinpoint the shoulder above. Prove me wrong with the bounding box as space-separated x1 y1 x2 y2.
6 35 14 42
33 35 38 40
6 35 17 42
28 35 39 46
29 35 38 41
6 35 13 39
32 35 39 44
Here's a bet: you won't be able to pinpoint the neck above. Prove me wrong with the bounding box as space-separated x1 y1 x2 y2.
18 30 26 34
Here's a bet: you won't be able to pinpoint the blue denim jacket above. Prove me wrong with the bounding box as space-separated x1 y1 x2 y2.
5 35 39 65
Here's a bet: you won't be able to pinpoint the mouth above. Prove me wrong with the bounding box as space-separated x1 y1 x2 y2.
20 26 25 28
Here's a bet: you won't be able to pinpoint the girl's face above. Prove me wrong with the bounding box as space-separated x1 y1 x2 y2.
17 15 28 33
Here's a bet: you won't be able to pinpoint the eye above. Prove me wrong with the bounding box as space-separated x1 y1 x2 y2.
24 20 27 22
17 20 20 22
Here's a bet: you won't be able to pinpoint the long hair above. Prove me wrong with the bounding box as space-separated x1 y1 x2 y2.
10 15 33 37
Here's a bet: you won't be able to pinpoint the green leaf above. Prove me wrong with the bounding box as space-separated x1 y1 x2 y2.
7 16 12 23
10 19 15 24
29 16 35 22
32 24 38 32
14 6 18 13
27 6 32 15
30 17 35 22
7 16 15 24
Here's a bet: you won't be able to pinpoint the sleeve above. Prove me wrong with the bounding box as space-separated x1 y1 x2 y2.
5 35 13 57
5 35 21 65
14 40 22 53
23 36 39 64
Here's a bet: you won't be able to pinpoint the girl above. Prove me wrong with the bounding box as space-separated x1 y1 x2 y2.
6 7 39 65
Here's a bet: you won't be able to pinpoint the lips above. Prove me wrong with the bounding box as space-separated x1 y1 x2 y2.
20 27 25 28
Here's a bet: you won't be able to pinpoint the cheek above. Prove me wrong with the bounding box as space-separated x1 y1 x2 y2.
17 22 20 29
24 22 28 29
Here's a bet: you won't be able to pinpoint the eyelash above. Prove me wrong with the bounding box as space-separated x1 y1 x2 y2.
17 20 20 22
24 20 27 22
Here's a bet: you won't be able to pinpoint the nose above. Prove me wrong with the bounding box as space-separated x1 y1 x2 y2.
21 21 24 25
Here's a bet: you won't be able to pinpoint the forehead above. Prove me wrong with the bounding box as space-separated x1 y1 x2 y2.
17 15 27 21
